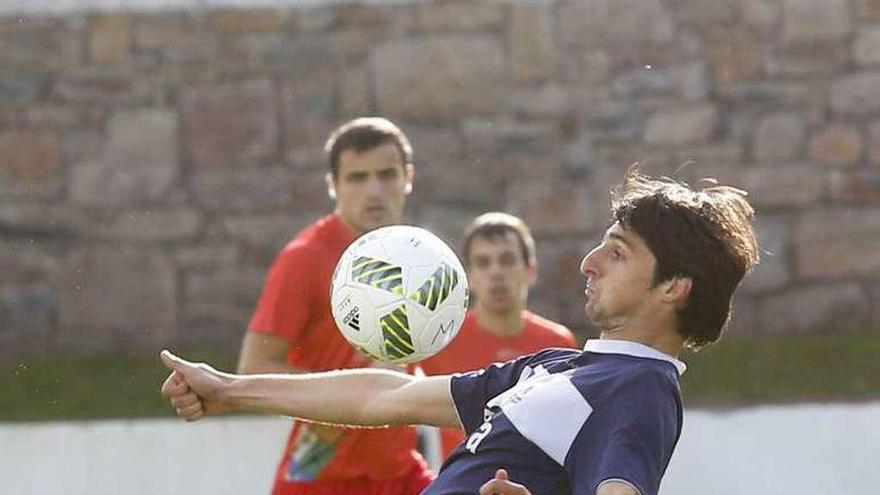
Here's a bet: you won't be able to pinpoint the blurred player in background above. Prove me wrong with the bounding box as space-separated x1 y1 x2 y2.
163 166 760 495
237 117 433 495
419 212 577 458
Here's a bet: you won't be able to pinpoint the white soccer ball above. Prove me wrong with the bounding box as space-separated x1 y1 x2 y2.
331 225 469 364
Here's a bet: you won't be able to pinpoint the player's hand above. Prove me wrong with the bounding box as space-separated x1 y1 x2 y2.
479 469 532 495
160 350 233 421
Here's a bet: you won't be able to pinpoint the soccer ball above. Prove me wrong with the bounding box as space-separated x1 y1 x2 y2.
331 225 469 364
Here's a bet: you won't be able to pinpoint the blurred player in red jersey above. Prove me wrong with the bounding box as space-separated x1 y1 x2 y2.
237 118 433 495
419 212 578 458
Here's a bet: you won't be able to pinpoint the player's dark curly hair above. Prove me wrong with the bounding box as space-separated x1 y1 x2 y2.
324 117 412 177
611 165 760 349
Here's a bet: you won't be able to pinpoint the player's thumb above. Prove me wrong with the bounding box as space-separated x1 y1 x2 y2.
495 469 509 481
160 349 191 374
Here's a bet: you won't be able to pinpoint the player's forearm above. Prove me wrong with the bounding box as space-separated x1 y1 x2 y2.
220 368 415 427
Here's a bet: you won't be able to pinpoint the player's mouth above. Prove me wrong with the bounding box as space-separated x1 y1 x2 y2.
363 205 386 217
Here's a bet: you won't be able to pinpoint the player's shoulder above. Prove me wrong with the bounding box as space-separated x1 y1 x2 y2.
280 215 344 256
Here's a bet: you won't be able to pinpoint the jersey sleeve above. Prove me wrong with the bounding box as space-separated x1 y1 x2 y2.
247 244 316 343
449 349 575 435
567 369 681 495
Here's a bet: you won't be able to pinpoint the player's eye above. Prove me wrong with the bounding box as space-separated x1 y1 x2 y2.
611 248 623 260
378 168 400 180
499 253 517 267
345 172 368 183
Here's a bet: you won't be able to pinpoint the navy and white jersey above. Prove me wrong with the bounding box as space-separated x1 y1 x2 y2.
423 339 685 495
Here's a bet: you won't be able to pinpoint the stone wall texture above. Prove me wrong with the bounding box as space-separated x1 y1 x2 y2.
2 0 880 359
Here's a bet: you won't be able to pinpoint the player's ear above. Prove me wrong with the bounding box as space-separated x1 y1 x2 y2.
326 172 337 200
661 276 692 308
404 163 414 195
526 262 538 287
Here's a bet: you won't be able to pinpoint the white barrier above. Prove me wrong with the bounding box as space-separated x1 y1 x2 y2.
2 402 879 495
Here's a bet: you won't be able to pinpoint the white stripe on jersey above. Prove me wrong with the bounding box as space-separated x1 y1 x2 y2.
491 373 593 465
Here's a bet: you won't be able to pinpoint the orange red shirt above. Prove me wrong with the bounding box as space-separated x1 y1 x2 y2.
249 214 426 490
418 309 578 458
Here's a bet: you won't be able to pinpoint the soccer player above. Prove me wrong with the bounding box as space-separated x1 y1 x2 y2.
236 118 434 495
162 167 760 495
419 212 577 458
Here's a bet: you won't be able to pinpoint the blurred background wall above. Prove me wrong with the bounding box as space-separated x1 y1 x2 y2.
2 0 880 360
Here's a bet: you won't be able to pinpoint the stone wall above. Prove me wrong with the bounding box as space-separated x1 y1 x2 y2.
2 0 879 359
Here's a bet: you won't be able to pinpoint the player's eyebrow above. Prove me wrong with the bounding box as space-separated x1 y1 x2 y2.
607 231 633 250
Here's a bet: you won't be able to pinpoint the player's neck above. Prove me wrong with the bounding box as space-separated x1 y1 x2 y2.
598 312 684 357
475 306 526 338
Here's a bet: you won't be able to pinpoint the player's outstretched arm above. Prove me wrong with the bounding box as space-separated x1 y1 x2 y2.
160 350 459 428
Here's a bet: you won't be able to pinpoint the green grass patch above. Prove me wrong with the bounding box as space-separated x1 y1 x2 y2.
1 350 238 422
2 333 878 421
680 332 880 406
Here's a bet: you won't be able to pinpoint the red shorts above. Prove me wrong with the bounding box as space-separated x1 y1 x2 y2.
272 462 434 495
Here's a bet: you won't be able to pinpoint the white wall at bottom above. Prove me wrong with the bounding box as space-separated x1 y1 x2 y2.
2 402 879 495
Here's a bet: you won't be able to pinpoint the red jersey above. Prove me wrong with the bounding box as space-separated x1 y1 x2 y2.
418 309 578 458
249 214 428 492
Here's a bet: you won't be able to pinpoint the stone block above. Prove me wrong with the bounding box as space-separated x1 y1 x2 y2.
0 17 82 71
183 267 265 310
671 0 738 25
58 246 176 342
830 72 880 116
415 147 506 205
181 80 278 169
716 81 814 109
94 208 202 242
416 2 503 32
829 169 880 203
707 28 761 83
756 283 870 334
53 68 153 106
644 105 718 145
339 66 370 116
0 202 90 238
0 129 60 179
133 13 207 49
854 27 880 66
0 245 58 348
172 244 240 270
220 213 316 255
70 109 178 206
739 214 792 293
582 100 643 141
280 75 335 121
89 14 131 65
0 74 45 105
808 124 864 166
510 84 570 118
531 238 595 332
508 4 555 82
208 9 286 34
283 120 336 167
507 169 618 236
765 41 850 77
190 166 329 212
782 0 851 42
373 36 504 119
741 0 782 34
752 113 806 162
870 121 880 166
223 36 337 78
796 208 880 278
559 0 674 47
695 163 825 209
857 0 880 19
